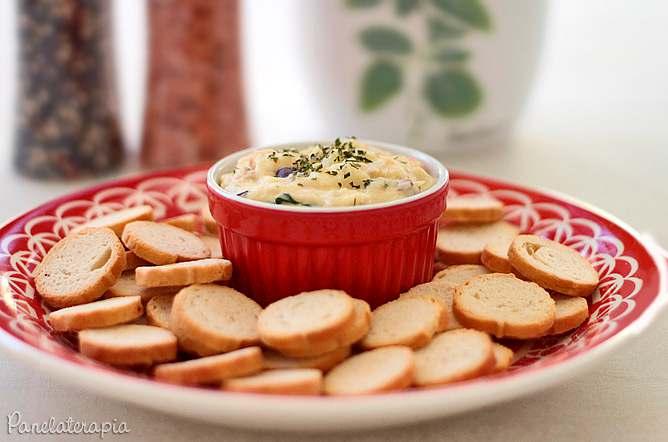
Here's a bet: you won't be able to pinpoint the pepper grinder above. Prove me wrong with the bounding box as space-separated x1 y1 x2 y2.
14 0 123 179
141 0 249 168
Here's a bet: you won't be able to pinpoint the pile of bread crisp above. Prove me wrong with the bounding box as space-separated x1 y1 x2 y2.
35 194 599 395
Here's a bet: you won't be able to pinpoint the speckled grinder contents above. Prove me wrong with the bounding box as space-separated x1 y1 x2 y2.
15 0 123 178
141 0 248 168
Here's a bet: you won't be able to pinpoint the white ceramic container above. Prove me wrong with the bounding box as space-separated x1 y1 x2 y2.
242 0 548 156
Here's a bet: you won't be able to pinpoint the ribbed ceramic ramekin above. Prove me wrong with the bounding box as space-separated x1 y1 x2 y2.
207 140 449 307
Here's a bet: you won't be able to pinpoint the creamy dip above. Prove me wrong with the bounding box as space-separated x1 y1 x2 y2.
219 139 435 207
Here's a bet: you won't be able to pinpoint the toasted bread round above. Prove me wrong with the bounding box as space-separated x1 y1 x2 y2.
258 290 355 351
161 213 199 232
124 251 150 271
135 258 232 287
71 205 154 236
441 195 504 224
171 284 261 356
263 346 351 372
401 281 458 331
199 235 223 259
413 329 494 386
480 223 520 273
105 272 182 303
274 299 370 358
200 204 218 233
154 346 263 385
274 298 370 358
324 346 414 395
79 324 177 366
338 299 372 346
453 273 556 339
508 235 599 297
223 369 323 395
433 264 490 286
35 227 126 308
121 221 210 265
48 296 143 332
361 297 441 350
436 221 518 264
146 294 175 329
491 343 514 373
549 294 589 334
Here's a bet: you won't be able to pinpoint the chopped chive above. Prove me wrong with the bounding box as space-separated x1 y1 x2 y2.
275 193 309 206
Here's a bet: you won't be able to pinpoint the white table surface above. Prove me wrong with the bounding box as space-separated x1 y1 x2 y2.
1 1 667 441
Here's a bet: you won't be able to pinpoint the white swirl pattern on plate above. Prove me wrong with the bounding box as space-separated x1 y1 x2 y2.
0 173 644 373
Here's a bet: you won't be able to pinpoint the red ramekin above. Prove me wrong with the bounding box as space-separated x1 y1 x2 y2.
207 140 449 307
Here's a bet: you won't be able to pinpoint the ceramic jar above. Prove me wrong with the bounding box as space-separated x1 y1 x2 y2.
243 0 547 156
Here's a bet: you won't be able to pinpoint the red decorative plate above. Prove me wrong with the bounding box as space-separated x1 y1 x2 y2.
0 165 666 431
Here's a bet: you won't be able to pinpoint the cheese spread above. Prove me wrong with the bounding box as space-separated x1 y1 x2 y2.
219 138 435 207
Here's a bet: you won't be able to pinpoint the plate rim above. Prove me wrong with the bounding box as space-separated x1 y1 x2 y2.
0 166 666 430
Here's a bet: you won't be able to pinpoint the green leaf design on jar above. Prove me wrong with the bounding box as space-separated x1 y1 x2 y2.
361 60 403 111
428 17 466 40
424 69 482 117
347 0 492 122
346 0 382 8
360 26 413 54
431 0 492 31
395 0 420 16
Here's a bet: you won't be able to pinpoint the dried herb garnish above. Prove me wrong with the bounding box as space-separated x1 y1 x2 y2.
275 193 309 206
288 138 372 176
236 190 249 197
267 139 378 192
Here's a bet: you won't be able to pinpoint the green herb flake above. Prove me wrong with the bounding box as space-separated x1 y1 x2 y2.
275 193 309 206
267 151 278 163
288 138 372 177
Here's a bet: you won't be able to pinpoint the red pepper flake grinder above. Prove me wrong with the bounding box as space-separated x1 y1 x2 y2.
141 0 248 168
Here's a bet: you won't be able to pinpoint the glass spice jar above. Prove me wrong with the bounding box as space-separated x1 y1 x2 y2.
14 0 123 179
141 0 248 168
